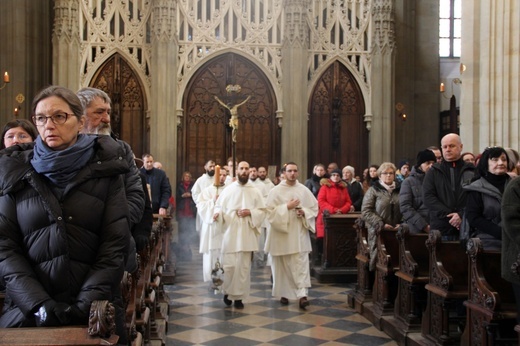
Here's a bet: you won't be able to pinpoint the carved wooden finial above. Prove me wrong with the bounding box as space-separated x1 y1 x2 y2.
88 300 116 338
466 237 482 261
396 223 409 241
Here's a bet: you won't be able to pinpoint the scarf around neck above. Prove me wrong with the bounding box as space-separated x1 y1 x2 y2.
379 180 396 193
31 134 97 187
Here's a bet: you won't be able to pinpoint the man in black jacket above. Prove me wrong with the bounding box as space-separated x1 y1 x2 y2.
423 133 475 240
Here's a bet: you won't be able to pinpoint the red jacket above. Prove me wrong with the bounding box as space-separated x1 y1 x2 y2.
316 179 352 238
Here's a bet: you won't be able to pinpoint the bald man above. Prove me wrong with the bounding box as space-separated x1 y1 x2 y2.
423 133 475 240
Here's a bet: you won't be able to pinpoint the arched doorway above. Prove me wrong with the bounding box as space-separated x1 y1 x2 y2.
89 53 148 158
308 61 368 177
179 53 280 178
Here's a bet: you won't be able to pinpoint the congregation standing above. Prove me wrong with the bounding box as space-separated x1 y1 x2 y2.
1 84 520 337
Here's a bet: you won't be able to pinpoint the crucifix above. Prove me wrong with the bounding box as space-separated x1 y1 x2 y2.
214 84 251 177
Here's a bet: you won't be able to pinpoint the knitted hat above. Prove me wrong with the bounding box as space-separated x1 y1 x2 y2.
331 169 342 176
416 149 437 167
398 159 410 169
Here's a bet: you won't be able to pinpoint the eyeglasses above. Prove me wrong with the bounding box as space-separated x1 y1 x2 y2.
4 133 31 140
380 172 395 176
32 113 73 126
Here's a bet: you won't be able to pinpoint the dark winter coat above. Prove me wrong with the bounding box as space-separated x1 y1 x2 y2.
176 180 196 218
0 137 130 327
464 176 509 251
399 166 429 233
304 175 322 198
501 177 520 285
140 167 172 213
422 159 475 237
117 139 145 227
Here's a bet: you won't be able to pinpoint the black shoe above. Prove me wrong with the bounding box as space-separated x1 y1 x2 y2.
223 295 232 306
299 297 309 310
234 300 244 309
280 297 289 305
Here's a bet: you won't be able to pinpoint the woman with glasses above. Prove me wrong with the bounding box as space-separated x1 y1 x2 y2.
361 162 402 271
1 118 38 149
462 146 510 251
0 86 129 335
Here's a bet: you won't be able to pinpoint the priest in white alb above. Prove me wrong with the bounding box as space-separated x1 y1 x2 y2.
198 166 228 283
214 161 266 309
265 162 318 309
192 160 217 234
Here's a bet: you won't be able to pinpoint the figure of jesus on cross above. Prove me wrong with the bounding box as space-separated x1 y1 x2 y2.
214 95 251 143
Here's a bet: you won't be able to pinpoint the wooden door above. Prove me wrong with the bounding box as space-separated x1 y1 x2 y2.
90 54 148 158
308 62 368 177
179 53 280 178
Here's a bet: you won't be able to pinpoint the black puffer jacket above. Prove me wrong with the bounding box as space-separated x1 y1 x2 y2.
0 136 130 327
423 158 475 237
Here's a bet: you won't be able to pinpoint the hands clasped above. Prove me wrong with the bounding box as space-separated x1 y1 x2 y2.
236 209 250 218
34 300 86 327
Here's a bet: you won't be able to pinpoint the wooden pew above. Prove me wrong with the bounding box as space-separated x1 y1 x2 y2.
380 225 429 345
420 229 468 345
347 218 373 313
461 237 518 346
312 212 360 283
0 327 119 345
121 268 145 346
364 224 400 329
145 215 171 345
393 225 429 331
0 300 118 346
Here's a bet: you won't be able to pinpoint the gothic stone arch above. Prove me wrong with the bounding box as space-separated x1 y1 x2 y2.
179 53 280 178
308 61 368 176
89 53 149 158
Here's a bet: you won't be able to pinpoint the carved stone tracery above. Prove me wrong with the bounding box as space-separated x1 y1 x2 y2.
78 0 152 86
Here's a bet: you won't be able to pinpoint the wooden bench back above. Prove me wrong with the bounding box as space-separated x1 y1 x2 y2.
378 228 399 270
396 225 429 278
467 238 514 306
426 229 468 292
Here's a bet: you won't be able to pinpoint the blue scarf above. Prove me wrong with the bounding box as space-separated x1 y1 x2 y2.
31 134 97 187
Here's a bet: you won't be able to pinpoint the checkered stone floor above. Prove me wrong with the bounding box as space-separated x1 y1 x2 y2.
164 247 397 346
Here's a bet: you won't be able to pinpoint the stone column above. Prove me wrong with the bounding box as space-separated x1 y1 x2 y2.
150 0 178 184
52 0 81 89
281 0 310 175
460 0 520 152
0 0 52 123
369 0 396 164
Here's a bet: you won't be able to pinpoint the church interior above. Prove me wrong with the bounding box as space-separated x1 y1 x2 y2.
0 0 519 345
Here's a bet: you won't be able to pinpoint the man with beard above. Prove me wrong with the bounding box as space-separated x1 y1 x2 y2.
214 161 266 309
77 87 147 346
192 160 217 235
248 165 269 198
77 87 145 227
258 166 275 190
248 165 270 268
265 162 318 309
198 166 228 282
